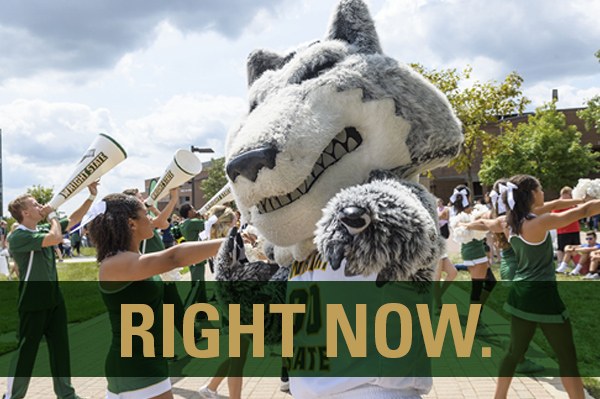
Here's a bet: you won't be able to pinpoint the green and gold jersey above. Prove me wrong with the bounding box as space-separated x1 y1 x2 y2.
8 218 68 311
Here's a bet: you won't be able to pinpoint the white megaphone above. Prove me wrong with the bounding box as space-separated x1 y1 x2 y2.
198 183 233 215
146 149 202 205
49 133 127 209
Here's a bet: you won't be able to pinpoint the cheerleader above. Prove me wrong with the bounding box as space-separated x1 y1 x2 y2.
441 185 496 335
493 175 600 399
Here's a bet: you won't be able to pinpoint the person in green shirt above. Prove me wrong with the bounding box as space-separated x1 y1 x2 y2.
87 193 223 399
178 203 208 309
124 188 200 343
4 182 98 399
494 175 600 399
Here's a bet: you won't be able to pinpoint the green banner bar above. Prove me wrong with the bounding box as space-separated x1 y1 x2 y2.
0 281 597 378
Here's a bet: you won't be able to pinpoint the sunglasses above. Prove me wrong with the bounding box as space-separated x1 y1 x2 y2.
587 237 595 240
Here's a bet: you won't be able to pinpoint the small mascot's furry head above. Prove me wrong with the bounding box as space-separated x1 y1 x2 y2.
315 170 444 284
225 0 462 262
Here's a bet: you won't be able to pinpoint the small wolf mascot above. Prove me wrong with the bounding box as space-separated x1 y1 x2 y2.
215 0 463 397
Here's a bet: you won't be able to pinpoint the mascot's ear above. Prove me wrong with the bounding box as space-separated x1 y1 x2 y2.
247 48 295 87
325 0 382 54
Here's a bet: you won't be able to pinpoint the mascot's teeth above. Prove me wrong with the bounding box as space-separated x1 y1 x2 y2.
258 127 363 214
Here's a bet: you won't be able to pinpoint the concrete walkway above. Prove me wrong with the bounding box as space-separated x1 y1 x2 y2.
0 233 595 398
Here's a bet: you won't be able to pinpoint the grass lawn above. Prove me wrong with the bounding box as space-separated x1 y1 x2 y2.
0 250 105 355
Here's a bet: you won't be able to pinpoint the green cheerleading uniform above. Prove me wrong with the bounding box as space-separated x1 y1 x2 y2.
141 230 191 339
140 229 165 255
504 232 568 323
6 219 78 399
180 218 207 306
100 275 168 396
500 247 517 281
461 239 487 261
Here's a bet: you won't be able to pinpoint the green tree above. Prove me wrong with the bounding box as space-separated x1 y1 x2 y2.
479 102 600 192
577 96 600 133
26 185 54 205
200 157 228 201
411 64 530 196
577 50 600 133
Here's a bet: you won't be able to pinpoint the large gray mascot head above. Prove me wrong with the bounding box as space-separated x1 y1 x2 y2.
225 0 462 262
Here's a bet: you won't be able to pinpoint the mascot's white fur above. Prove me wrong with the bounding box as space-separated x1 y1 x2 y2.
214 0 463 397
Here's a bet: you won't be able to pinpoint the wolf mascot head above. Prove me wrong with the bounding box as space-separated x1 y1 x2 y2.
223 0 462 278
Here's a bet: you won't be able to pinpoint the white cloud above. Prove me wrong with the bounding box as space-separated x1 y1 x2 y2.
376 0 600 86
0 94 245 215
2 0 600 217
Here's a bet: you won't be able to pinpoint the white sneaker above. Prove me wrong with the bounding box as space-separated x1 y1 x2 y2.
280 377 290 393
590 273 600 280
583 272 594 280
555 264 569 273
198 385 218 399
569 270 580 276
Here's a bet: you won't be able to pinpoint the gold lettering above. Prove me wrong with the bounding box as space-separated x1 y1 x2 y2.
121 304 155 357
375 303 412 358
184 303 220 358
229 304 264 357
163 304 175 357
59 152 108 198
417 304 480 357
326 304 366 357
270 304 306 357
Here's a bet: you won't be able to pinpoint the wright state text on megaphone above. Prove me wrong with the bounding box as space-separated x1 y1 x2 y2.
49 133 127 209
198 183 233 215
146 149 202 205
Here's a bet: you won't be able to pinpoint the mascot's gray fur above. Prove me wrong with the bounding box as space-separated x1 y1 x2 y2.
214 0 462 333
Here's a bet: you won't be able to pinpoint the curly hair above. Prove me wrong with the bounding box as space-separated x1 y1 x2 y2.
206 205 236 239
88 193 144 262
451 184 470 214
490 178 510 249
504 175 540 236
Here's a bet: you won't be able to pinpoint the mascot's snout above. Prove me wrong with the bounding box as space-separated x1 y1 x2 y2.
226 146 278 183
338 206 371 235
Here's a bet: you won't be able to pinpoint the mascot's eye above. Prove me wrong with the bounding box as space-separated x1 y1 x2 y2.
249 100 258 113
297 59 337 83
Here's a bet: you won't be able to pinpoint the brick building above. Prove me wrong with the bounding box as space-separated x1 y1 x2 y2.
419 107 600 203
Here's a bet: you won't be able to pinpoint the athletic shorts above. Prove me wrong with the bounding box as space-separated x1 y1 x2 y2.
106 378 171 399
557 232 581 252
463 256 488 267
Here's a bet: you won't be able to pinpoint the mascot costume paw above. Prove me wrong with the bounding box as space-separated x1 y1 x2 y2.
214 0 463 397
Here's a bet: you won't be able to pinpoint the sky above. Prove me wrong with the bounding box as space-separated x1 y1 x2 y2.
1 0 600 217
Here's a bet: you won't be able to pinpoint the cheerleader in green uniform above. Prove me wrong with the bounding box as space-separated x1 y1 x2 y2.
462 178 542 373
87 194 223 399
442 185 496 335
493 175 600 399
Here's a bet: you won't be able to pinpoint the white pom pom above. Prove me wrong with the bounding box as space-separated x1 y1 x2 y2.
471 204 489 220
573 178 600 200
450 212 475 244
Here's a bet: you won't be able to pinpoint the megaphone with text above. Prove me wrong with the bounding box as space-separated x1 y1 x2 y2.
146 149 202 205
49 133 127 209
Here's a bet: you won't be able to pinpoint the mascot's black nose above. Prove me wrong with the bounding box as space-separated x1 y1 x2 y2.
227 146 278 183
338 207 371 235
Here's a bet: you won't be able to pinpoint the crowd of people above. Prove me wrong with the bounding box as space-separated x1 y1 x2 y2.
436 176 599 399
1 173 597 399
